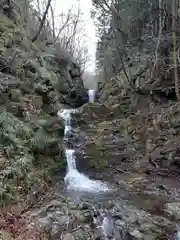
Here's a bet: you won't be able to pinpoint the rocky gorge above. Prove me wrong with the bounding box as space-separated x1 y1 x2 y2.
1 1 180 240
2 89 180 240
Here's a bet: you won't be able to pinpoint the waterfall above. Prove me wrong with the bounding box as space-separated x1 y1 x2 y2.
57 94 111 193
65 149 76 170
88 89 96 103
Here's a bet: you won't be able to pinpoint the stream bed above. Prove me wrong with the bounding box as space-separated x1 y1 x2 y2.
11 90 180 240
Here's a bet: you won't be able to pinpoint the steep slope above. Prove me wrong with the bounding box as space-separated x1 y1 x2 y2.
0 9 87 207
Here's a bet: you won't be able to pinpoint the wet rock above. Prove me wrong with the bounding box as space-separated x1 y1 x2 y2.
0 230 12 240
73 102 113 124
10 88 22 101
77 202 91 210
158 184 167 190
68 88 89 108
0 72 20 94
76 210 93 223
73 225 94 240
106 200 173 239
45 199 63 211
0 155 7 170
93 229 102 240
163 202 180 220
103 201 114 210
36 116 64 133
101 215 115 238
128 229 143 239
150 147 164 164
38 216 52 233
50 224 62 239
47 211 69 225
63 233 75 240
37 208 70 239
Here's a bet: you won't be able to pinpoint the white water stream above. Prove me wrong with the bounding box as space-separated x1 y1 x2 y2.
57 90 110 193
57 90 180 239
88 89 96 103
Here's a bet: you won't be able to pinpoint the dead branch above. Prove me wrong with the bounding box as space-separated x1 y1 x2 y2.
50 3 55 39
109 164 126 174
147 4 166 84
55 11 72 42
32 0 52 42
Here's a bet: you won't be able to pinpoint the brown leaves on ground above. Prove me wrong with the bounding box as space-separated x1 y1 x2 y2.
0 183 53 239
0 205 42 240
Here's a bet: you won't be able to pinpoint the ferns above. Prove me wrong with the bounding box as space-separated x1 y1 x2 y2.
29 128 59 152
0 108 64 206
0 108 60 156
0 109 33 149
1 155 33 182
0 184 15 205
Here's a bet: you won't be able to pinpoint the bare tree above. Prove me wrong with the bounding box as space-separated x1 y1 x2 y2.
32 0 52 42
172 0 180 101
30 0 89 70
50 3 55 39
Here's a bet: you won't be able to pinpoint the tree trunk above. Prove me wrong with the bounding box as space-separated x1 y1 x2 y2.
172 0 180 101
32 0 52 42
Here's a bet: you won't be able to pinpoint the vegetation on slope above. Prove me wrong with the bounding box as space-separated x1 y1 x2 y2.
0 0 87 207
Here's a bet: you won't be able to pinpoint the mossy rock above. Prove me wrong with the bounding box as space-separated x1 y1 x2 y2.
75 103 111 123
5 101 24 117
74 102 127 125
38 66 51 81
163 202 180 220
0 109 65 206
10 89 22 101
0 155 7 170
28 128 62 156
20 81 35 94
34 116 64 135
86 142 108 169
23 59 40 74
0 10 88 207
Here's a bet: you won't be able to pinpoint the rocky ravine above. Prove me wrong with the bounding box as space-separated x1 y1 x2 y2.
0 8 88 234
2 101 180 240
1 4 180 240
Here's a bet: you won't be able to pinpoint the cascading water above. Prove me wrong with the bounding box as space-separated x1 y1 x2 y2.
58 109 72 139
88 89 96 103
57 91 111 193
65 149 76 171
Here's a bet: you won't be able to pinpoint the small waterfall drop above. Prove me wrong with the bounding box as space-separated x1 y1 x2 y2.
58 96 111 193
58 109 74 139
65 149 76 170
88 89 96 103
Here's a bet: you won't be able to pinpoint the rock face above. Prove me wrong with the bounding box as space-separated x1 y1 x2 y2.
163 202 180 220
62 76 180 239
0 13 88 112
0 10 87 207
19 184 176 240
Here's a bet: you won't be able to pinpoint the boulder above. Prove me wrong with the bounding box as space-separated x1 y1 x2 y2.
163 202 180 220
63 233 75 240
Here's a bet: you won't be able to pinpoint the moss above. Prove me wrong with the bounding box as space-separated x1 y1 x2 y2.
0 109 64 206
0 9 85 207
10 89 22 101
86 142 109 169
88 158 108 169
28 128 60 155
15 67 26 80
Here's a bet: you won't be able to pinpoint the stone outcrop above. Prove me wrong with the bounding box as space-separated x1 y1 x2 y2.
0 13 88 113
0 9 87 207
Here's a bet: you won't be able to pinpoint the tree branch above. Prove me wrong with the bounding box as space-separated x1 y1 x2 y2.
32 0 52 42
